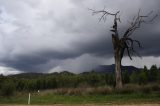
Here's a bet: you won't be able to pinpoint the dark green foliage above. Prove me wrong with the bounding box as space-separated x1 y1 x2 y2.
149 65 158 82
138 70 148 85
1 80 15 96
105 74 115 86
87 72 102 87
130 71 139 83
122 70 130 84
0 65 159 96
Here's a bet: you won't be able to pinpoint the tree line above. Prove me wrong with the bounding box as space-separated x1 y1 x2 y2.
0 65 159 96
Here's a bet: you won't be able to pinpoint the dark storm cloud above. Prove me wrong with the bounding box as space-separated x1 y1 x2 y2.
0 0 160 74
135 32 160 57
72 35 113 56
0 35 113 72
0 50 79 72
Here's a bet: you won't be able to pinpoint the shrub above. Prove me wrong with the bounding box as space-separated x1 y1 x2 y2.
138 70 148 85
130 72 139 83
92 86 113 95
140 86 151 93
149 65 158 82
151 84 160 91
122 70 130 84
1 80 15 96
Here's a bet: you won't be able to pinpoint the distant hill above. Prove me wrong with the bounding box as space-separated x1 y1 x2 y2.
8 71 75 79
9 72 46 79
7 64 140 78
93 64 140 74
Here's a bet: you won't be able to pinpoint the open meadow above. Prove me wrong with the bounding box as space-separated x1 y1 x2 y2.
0 86 160 105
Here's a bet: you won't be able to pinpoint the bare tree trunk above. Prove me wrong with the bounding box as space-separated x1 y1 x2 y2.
114 49 123 89
112 36 123 89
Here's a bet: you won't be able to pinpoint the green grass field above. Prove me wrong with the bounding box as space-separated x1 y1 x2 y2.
0 92 160 105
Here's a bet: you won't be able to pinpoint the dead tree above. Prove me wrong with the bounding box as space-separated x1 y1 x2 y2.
90 9 158 89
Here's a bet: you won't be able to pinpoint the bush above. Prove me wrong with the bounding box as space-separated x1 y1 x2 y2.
1 80 15 96
149 65 158 82
140 86 151 93
92 86 113 95
130 72 139 83
105 74 115 86
123 70 130 84
138 70 148 85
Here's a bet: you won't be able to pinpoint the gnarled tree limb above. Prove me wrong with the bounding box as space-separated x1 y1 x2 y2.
89 8 158 60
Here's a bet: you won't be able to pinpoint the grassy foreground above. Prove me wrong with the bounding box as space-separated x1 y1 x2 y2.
0 92 160 105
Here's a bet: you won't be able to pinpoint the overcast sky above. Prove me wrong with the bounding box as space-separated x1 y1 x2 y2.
0 0 160 75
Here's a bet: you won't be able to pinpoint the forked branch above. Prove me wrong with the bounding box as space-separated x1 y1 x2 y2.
123 9 158 38
89 8 158 60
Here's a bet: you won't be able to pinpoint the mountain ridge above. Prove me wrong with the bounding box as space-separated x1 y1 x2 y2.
7 64 140 78
93 64 140 73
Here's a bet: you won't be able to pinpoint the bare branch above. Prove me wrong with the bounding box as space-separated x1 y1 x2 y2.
89 8 120 38
123 10 158 38
88 8 117 16
88 8 120 21
149 14 158 22
122 37 142 60
134 40 142 48
126 45 132 60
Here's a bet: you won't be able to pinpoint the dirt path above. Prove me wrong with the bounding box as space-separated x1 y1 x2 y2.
0 104 160 106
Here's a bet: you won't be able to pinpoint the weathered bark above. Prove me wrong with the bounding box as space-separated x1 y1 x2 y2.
114 51 122 89
114 50 122 89
112 36 123 89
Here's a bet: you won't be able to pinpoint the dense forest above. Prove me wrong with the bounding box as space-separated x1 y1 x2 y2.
0 65 160 96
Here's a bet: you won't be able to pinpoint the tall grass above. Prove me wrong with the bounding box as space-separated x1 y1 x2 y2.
0 83 159 104
51 86 113 95
37 83 160 96
0 91 160 105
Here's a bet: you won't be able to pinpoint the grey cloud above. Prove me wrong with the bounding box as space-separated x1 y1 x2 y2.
0 0 159 74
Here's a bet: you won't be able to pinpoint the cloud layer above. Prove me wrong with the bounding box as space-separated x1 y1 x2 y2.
0 0 160 74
